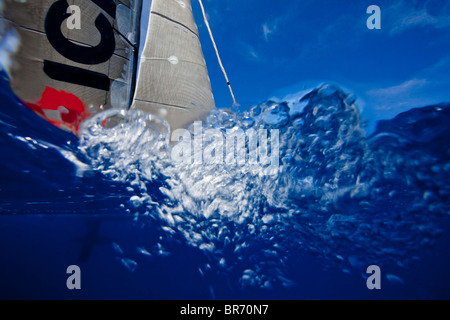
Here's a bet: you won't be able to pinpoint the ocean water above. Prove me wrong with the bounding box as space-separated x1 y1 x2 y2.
1 67 450 299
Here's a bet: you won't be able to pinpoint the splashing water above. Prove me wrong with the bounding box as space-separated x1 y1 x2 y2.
72 84 450 289
0 2 449 298
1 63 449 290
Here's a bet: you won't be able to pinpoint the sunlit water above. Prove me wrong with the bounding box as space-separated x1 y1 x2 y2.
1 63 450 298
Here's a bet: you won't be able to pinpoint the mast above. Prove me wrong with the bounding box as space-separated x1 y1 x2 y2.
130 0 215 131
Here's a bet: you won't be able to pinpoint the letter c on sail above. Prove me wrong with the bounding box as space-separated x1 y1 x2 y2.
45 0 116 65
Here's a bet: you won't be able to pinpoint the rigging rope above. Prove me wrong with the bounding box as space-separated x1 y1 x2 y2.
197 0 237 106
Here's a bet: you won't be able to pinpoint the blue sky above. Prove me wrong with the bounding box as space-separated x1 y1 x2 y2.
142 0 450 132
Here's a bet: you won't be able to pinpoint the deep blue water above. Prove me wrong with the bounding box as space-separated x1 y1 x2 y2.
1 70 450 300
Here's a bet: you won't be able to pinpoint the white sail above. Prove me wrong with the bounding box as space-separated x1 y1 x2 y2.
1 0 214 132
1 0 142 132
131 0 215 130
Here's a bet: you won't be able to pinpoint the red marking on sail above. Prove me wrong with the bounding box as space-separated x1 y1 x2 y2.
25 87 92 134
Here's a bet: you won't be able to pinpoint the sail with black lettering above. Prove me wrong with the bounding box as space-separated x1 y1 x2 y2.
1 0 142 133
1 0 215 133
